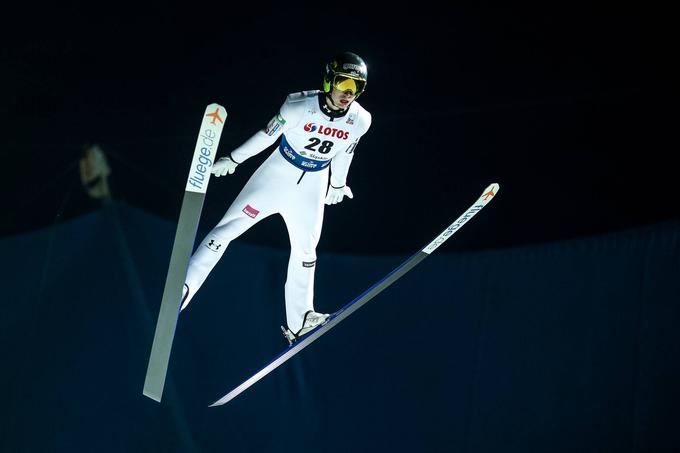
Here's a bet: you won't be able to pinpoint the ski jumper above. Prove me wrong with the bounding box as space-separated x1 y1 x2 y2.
184 90 372 331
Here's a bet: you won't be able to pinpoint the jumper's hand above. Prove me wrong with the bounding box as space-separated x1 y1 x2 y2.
212 156 238 177
325 185 354 205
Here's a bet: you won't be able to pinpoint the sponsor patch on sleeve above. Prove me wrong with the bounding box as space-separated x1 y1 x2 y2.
264 112 286 136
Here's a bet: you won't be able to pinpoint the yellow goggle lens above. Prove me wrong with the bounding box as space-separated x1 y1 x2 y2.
333 76 365 94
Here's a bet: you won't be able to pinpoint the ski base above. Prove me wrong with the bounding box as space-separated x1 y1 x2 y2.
209 183 499 407
143 103 226 402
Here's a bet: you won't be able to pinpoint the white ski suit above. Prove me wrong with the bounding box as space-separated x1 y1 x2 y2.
183 90 371 331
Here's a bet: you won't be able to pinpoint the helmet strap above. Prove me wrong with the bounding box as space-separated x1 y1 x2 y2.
325 92 341 109
325 91 350 111
319 92 350 119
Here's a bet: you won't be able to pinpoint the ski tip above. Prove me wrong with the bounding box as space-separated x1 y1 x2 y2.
481 183 500 201
204 103 228 125
206 102 226 111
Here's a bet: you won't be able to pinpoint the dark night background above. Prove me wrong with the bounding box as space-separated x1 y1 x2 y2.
2 4 678 453
3 4 676 253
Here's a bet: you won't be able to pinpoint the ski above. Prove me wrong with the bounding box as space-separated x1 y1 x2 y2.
209 182 500 407
143 103 227 402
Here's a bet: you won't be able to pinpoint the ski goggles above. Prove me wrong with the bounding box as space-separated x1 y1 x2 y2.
331 75 366 95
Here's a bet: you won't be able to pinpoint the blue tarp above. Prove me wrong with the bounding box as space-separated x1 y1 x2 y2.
2 203 678 452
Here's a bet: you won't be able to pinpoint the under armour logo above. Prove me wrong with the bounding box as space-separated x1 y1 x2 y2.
205 239 223 252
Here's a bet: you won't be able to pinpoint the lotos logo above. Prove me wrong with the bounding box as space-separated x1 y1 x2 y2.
304 123 350 140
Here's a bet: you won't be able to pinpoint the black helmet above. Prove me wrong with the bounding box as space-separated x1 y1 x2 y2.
322 52 368 96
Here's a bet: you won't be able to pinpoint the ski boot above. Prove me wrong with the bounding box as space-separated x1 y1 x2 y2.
281 310 330 346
